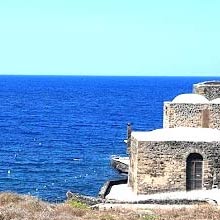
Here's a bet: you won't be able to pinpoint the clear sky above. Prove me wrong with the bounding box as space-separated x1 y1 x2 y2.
0 0 220 76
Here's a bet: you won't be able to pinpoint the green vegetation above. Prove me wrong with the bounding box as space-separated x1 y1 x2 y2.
68 199 89 209
142 215 157 220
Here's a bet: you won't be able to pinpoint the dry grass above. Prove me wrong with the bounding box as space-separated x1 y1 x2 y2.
154 205 220 220
0 192 219 220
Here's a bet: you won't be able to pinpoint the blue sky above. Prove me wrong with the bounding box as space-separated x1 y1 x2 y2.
0 0 220 76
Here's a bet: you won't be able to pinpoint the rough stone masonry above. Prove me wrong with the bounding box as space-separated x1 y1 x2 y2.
128 81 220 195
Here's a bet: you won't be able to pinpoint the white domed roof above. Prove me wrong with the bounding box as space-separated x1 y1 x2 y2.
210 98 220 104
172 93 209 104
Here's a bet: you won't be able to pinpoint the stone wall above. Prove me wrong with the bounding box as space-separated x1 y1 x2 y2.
209 104 220 128
193 81 220 101
163 102 220 129
128 138 220 194
128 137 138 192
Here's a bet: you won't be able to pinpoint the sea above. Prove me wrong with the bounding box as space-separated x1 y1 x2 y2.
0 75 219 201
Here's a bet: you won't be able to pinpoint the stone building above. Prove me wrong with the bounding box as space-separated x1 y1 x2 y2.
163 94 220 129
193 81 220 101
128 81 220 194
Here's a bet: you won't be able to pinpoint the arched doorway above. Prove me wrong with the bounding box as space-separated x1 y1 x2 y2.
186 153 203 190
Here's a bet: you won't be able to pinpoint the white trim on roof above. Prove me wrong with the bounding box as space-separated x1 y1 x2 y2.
132 127 220 142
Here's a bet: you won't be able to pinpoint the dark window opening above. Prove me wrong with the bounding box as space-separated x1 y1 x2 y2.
186 153 203 191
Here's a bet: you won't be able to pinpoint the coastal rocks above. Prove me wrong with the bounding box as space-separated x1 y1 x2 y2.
66 191 104 206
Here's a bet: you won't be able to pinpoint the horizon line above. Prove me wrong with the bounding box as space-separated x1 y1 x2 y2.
0 74 219 77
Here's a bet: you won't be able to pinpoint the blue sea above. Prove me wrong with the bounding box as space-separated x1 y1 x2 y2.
0 76 219 201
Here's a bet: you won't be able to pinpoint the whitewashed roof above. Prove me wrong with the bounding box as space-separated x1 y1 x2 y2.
172 94 209 104
195 81 220 86
210 98 220 104
132 127 220 142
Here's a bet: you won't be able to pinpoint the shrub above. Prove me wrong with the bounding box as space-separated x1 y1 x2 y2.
68 200 89 210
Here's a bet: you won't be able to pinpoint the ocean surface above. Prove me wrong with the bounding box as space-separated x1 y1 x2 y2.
0 75 219 201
